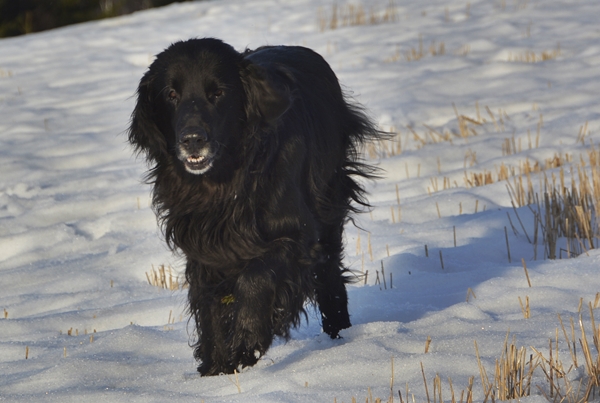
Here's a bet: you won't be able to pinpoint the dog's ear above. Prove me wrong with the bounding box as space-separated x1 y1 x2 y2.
241 62 291 125
128 72 167 162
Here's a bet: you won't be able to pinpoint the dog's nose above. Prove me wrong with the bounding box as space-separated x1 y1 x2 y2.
180 130 208 150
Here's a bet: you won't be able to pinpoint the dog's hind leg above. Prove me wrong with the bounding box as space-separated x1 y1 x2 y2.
314 227 351 339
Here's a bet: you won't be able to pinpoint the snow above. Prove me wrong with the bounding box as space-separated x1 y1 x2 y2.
1 0 600 401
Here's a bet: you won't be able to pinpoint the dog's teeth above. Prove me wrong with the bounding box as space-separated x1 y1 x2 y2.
187 156 205 163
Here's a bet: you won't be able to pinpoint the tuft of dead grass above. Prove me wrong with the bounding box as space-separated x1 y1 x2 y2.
506 43 562 63
365 103 516 159
334 301 600 403
384 36 446 63
534 305 600 402
318 0 398 32
475 333 538 401
504 146 600 259
146 264 188 290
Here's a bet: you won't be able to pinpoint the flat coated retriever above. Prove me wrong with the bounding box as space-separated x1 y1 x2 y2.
128 38 382 376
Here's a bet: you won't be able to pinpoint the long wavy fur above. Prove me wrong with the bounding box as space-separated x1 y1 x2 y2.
128 38 384 376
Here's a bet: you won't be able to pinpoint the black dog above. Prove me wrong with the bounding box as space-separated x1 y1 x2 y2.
128 38 382 376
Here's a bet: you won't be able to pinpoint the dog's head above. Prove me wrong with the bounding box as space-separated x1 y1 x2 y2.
129 38 291 177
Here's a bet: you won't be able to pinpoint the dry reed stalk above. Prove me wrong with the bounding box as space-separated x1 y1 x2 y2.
465 376 474 403
557 313 578 367
485 106 499 132
507 211 519 235
474 341 492 399
453 226 457 247
421 362 431 403
521 259 532 287
504 226 512 263
424 336 432 353
430 177 439 193
228 369 242 393
577 121 590 144
466 287 476 302
448 377 456 403
511 201 531 242
146 264 187 290
577 305 600 400
518 296 530 319
452 103 481 139
464 149 477 168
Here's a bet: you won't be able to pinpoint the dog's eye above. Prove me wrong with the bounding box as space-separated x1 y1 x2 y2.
167 89 178 103
209 89 224 101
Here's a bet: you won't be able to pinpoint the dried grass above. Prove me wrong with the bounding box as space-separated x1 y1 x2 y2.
384 36 446 63
507 43 561 63
146 264 188 290
318 0 398 32
510 149 600 259
338 307 600 402
463 153 571 191
367 103 512 159
533 306 600 402
475 333 538 401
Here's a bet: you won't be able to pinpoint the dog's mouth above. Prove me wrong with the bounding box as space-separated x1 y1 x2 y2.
176 130 219 175
183 152 214 174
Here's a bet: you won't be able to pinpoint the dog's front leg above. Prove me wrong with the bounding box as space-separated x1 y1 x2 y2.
228 260 277 369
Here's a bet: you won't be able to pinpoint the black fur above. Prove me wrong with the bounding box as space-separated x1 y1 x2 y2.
128 38 382 376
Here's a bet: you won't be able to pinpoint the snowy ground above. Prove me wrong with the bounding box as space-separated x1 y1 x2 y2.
1 0 600 402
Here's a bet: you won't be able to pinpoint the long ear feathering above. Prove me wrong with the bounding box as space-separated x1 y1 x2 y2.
240 61 292 127
128 70 168 164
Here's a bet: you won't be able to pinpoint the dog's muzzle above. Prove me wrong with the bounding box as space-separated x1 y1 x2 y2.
178 130 214 175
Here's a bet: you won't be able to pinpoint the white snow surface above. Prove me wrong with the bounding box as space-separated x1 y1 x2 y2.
1 0 600 401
